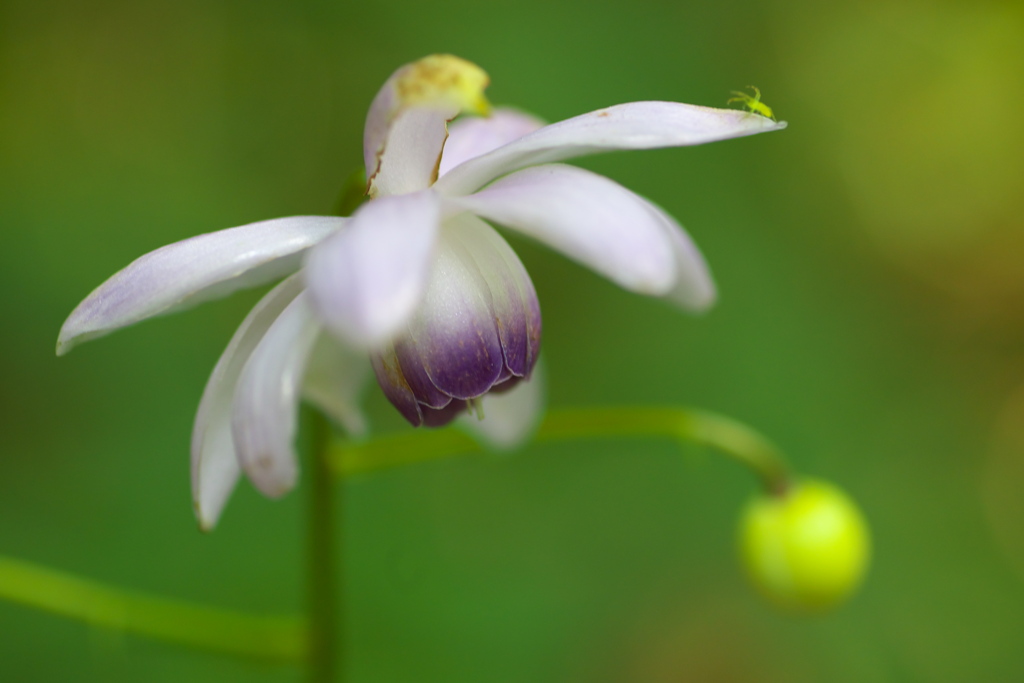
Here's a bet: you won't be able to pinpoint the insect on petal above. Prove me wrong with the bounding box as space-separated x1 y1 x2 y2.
435 101 786 197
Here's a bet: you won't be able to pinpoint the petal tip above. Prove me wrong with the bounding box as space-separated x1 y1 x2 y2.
234 422 302 501
195 508 217 533
684 273 719 313
238 440 300 499
248 462 297 498
689 291 718 313
640 270 683 297
55 316 88 356
192 471 234 533
193 492 225 532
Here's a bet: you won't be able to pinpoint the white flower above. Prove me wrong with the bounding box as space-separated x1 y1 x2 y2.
57 55 786 530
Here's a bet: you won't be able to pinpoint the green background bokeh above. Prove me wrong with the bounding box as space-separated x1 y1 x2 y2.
3 0 1024 680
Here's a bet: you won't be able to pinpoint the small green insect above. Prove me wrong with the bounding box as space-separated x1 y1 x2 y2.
728 86 776 121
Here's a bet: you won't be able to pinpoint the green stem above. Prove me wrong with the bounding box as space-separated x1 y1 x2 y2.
0 405 786 665
0 554 304 662
307 410 340 682
331 406 791 495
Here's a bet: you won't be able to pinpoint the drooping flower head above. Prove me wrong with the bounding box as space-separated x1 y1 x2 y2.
57 55 785 529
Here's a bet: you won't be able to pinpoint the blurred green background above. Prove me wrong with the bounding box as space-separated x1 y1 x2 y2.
3 0 1024 680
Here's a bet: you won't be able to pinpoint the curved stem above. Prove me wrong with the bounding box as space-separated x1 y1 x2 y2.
331 406 792 495
0 554 304 662
307 409 340 682
0 405 786 667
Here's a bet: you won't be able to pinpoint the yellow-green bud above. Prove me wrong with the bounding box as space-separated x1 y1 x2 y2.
738 479 870 613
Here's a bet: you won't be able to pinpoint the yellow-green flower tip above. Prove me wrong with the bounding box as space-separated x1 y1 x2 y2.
738 479 870 613
394 54 491 117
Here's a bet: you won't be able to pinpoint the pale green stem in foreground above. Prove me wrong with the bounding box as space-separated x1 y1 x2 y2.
0 554 305 662
0 405 790 665
332 406 792 495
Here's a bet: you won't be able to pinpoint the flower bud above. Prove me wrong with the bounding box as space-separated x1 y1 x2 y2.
738 479 870 613
370 214 541 427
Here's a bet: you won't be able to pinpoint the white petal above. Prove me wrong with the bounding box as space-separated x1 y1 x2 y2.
642 199 717 311
452 164 677 294
458 369 545 450
439 108 545 177
57 216 342 355
434 101 787 197
302 333 371 438
232 293 321 498
367 107 452 198
305 190 441 348
191 274 305 530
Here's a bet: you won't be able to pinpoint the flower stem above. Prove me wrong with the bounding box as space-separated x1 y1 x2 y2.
307 409 340 682
0 554 304 662
331 406 792 495
0 406 786 667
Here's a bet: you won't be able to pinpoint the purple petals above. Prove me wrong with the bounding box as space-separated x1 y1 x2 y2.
369 217 542 427
394 338 455 409
57 216 342 355
422 400 468 428
370 343 424 426
402 231 505 399
409 322 505 401
445 214 540 377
